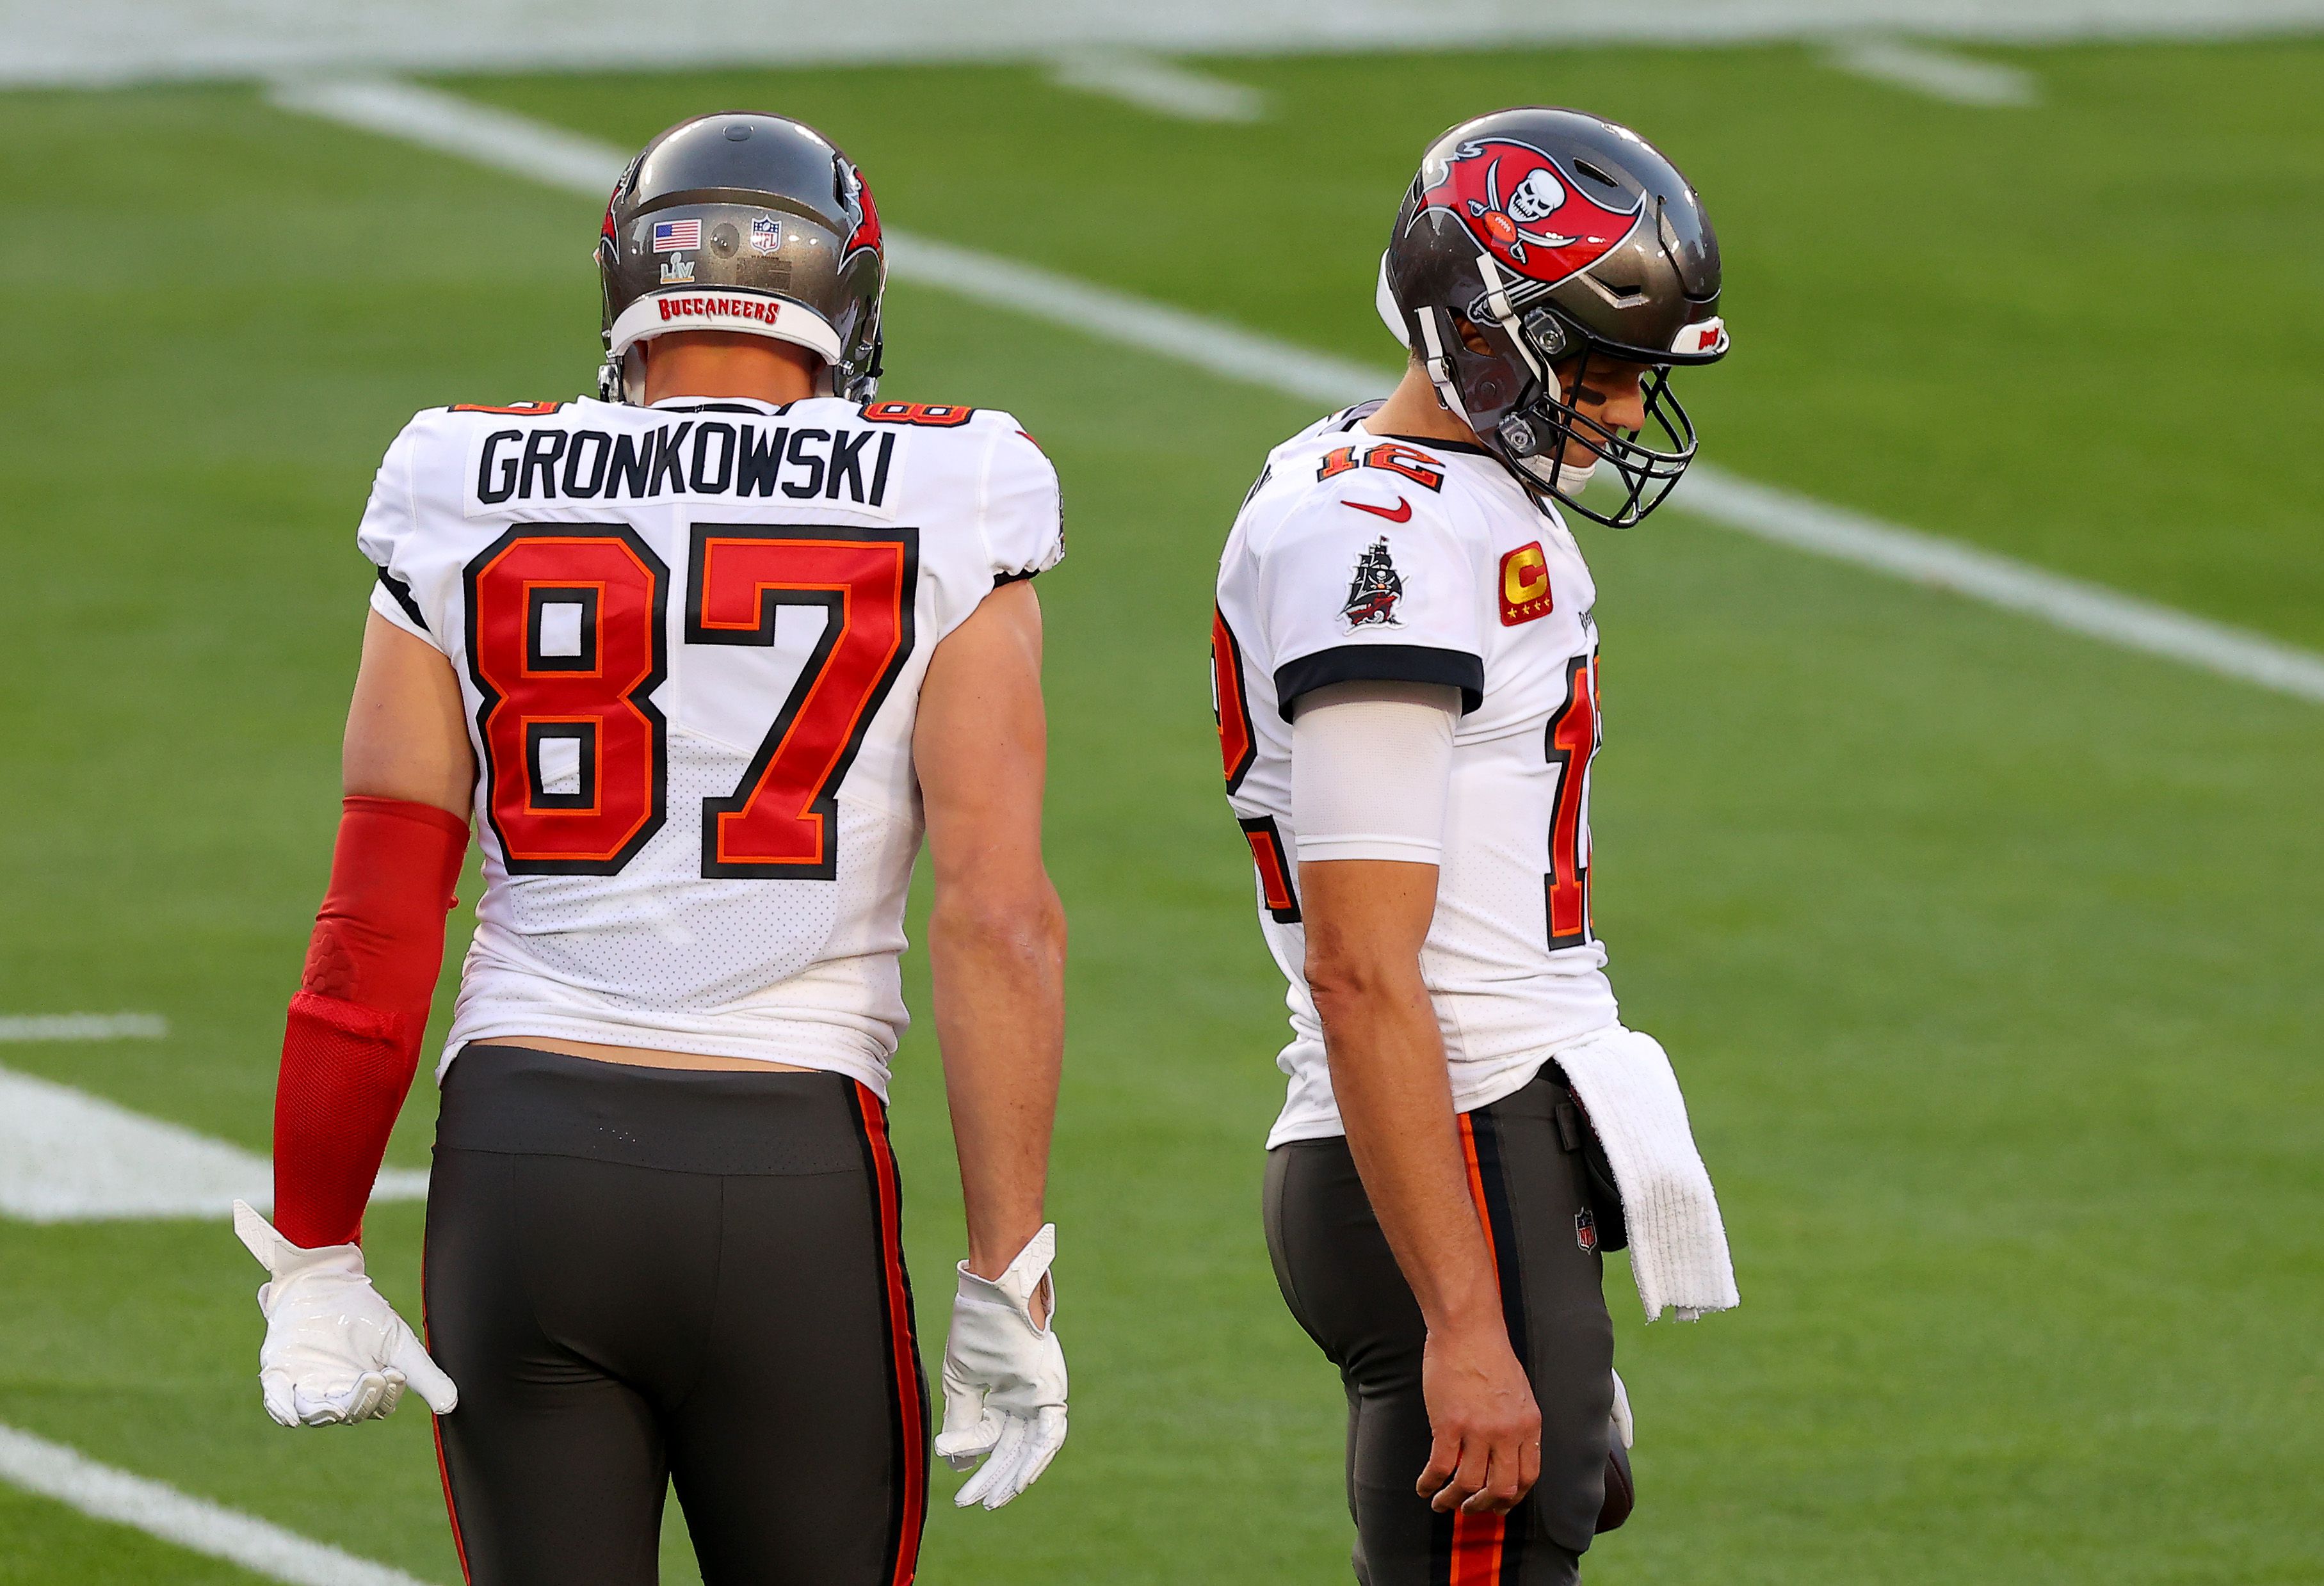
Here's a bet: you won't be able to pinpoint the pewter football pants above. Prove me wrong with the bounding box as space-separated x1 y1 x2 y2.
421 1045 928 1586
1264 1068 1617 1586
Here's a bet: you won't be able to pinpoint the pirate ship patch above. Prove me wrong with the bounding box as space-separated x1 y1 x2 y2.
1341 537 1405 630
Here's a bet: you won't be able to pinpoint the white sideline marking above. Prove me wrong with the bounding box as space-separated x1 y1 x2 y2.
1049 49 1267 122
0 1064 428 1223
1826 37 2040 104
0 1424 437 1586
271 78 2324 708
0 1013 168 1042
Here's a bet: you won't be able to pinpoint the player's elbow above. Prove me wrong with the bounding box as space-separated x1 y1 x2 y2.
932 870 1066 970
1303 940 1423 1029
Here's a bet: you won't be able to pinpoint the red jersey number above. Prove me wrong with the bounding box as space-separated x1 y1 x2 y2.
462 524 915 879
686 526 918 878
1210 606 1258 794
465 527 668 875
1545 653 1600 949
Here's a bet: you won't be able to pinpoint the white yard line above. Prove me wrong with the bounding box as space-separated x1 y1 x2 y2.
1676 466 2324 698
0 1013 168 1041
1049 49 1267 121
271 77 2324 709
268 77 618 191
0 1424 439 1586
1825 37 2040 104
891 229 1390 406
0 1064 427 1222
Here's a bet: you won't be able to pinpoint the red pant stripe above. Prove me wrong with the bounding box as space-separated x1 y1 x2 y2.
1447 1113 1510 1585
419 1248 473 1586
853 1082 928 1586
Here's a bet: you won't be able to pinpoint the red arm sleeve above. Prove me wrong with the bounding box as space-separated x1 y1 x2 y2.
272 795 468 1249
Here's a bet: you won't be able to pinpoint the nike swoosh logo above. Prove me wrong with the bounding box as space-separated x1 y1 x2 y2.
1344 496 1412 523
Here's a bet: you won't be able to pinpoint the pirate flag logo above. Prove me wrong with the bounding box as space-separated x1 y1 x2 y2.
836 156 882 264
1342 537 1405 630
1417 138 1644 287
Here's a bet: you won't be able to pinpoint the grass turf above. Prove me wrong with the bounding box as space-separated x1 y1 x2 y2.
1 38 2320 1586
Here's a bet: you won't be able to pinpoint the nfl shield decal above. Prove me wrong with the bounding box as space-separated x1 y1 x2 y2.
1417 138 1643 288
750 214 782 255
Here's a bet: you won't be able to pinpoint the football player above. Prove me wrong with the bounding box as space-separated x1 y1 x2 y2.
1211 108 1732 1584
230 112 1070 1585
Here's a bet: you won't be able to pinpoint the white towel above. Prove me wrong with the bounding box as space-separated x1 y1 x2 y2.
1551 1025 1739 1323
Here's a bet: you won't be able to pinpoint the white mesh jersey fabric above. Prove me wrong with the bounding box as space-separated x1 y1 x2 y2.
1214 408 1620 1146
357 394 1063 1098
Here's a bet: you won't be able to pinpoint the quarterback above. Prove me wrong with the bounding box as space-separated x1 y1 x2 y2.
230 113 1070 1584
1213 108 1738 1585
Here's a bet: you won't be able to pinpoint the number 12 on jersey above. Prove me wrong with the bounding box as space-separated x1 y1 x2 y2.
464 523 917 879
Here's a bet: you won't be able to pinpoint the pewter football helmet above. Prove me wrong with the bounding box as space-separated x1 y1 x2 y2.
1377 107 1728 526
597 111 885 404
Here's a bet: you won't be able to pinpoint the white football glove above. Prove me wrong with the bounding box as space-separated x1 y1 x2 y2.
1611 1367 1633 1450
933 1223 1068 1510
231 1200 457 1428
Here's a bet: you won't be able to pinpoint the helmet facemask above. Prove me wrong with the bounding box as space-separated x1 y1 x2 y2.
1423 298 1701 531
1378 108 1729 529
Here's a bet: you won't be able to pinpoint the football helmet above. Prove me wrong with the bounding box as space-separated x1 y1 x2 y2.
597 111 885 405
1376 108 1727 526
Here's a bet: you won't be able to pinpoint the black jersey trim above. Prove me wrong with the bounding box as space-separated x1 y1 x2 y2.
1273 644 1483 719
1382 431 1495 458
992 568 1040 588
375 565 430 635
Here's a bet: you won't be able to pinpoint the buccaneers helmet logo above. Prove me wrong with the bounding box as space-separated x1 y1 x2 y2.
837 157 882 263
1418 139 1642 286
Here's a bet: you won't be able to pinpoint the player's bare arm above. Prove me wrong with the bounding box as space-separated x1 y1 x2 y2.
916 579 1074 1510
916 579 1065 1285
343 613 474 815
1302 856 1542 1516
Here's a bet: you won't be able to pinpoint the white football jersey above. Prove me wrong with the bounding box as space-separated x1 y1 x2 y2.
358 394 1063 1096
1213 405 1618 1146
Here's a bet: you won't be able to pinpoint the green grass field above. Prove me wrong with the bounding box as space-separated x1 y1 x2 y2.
3 36 2322 1585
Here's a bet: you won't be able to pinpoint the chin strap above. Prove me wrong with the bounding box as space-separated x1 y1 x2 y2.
1412 308 1473 428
